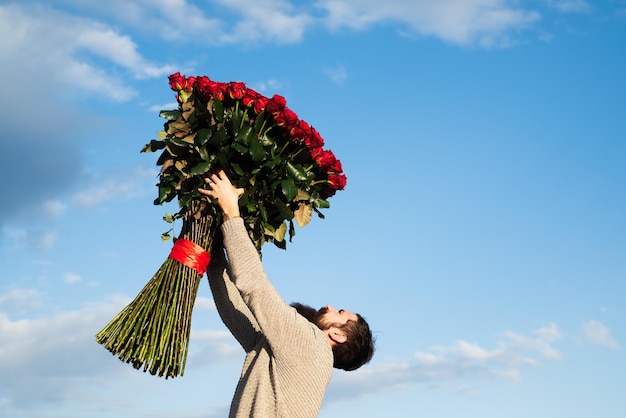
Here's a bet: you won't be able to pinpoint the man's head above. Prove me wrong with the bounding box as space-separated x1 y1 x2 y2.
291 303 375 371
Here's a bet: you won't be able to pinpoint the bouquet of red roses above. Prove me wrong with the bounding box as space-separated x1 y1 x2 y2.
96 73 346 378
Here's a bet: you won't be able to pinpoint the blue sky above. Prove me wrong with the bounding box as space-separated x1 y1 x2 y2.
0 1 624 417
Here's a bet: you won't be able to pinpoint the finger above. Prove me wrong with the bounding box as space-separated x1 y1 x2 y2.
217 170 234 186
210 173 221 184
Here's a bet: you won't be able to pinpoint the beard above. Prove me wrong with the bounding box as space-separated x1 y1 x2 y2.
290 303 330 330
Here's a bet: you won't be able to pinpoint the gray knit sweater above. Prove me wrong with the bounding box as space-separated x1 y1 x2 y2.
207 217 333 418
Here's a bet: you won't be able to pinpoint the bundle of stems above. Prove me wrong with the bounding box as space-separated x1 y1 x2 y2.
96 205 217 378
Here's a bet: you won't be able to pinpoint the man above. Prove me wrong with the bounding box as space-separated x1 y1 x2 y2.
200 170 374 417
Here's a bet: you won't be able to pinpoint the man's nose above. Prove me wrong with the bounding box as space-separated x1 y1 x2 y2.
326 304 337 313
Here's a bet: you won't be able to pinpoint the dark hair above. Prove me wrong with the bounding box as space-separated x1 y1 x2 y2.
290 303 375 371
332 314 375 371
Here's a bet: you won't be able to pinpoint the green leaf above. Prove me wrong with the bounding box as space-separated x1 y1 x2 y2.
259 133 275 147
232 142 248 154
167 120 189 135
190 161 211 175
231 162 244 176
295 189 310 201
169 134 195 146
168 138 192 152
231 109 243 136
286 162 308 182
265 156 281 169
163 213 175 223
178 193 193 209
254 112 267 131
159 110 181 121
314 197 330 209
281 179 297 201
273 238 286 250
274 199 294 220
214 126 228 145
249 136 266 161
259 203 268 223
157 185 174 204
182 101 195 121
198 146 210 161
141 140 166 153
274 222 287 242
294 203 312 227
213 99 224 122
196 128 213 146
236 125 254 146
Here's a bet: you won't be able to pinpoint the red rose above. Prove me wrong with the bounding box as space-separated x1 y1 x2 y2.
253 94 269 114
319 173 347 198
328 173 347 190
186 76 196 91
290 119 312 141
303 127 324 149
169 72 184 91
242 88 260 107
241 88 269 114
312 148 342 172
330 157 343 173
169 73 194 92
193 76 210 99
194 76 227 101
273 107 299 129
266 94 286 114
227 81 247 100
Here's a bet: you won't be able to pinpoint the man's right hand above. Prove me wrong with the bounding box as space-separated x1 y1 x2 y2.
199 170 244 221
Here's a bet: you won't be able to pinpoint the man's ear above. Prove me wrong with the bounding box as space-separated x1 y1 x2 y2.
327 327 347 344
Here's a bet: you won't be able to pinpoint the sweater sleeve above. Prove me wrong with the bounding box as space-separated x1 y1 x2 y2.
221 217 323 361
206 245 262 352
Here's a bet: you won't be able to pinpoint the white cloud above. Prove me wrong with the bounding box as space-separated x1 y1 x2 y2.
252 79 284 94
38 0 310 46
323 65 348 85
22 0 548 48
36 231 59 251
42 200 67 218
1 227 58 252
582 319 619 349
148 101 181 113
69 0 225 42
534 322 562 343
74 27 175 79
63 273 83 284
545 0 592 13
0 4 174 224
72 168 156 209
417 326 563 382
0 288 43 313
0 294 240 414
326 324 563 403
213 0 313 44
318 0 541 47
194 296 217 310
0 4 173 102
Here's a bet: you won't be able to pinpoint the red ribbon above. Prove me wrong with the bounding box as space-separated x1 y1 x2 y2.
168 238 211 276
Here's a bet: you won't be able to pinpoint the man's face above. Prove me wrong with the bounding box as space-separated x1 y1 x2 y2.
318 305 358 329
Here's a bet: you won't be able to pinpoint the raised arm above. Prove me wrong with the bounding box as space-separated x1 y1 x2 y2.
206 246 261 352
200 171 323 357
